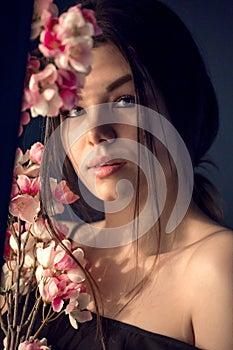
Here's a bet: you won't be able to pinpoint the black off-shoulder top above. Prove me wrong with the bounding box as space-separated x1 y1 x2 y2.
38 313 202 350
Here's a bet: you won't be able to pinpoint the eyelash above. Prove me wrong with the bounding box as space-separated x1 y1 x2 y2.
67 94 136 118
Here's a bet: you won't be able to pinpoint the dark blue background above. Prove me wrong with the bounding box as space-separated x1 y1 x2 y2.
161 0 233 228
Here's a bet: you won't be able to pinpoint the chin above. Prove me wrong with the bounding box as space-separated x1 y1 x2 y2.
95 187 118 202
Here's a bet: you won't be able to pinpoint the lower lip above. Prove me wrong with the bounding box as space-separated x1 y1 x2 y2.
91 163 126 179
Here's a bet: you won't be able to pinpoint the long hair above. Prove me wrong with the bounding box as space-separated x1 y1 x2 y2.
40 0 223 345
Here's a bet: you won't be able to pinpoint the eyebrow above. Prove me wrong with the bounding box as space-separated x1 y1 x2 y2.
106 74 132 92
77 74 133 101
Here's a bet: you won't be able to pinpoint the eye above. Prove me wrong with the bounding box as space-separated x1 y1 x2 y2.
67 106 86 118
113 95 135 108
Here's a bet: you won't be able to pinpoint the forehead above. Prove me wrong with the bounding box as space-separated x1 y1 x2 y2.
81 43 132 99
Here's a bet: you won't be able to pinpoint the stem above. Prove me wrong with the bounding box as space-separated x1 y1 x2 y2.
47 309 65 323
15 275 35 346
10 223 22 350
6 291 13 350
33 309 65 340
25 296 42 339
19 281 35 328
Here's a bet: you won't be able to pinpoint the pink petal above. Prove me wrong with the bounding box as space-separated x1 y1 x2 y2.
54 180 79 204
29 142 44 164
9 194 39 222
76 310 92 323
30 177 40 195
78 292 90 309
43 88 56 101
17 175 31 194
48 278 59 298
67 267 85 283
52 298 64 312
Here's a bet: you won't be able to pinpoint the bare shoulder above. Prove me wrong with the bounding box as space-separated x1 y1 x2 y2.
188 228 233 271
186 228 233 350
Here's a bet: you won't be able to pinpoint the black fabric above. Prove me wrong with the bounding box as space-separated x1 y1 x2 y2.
38 313 202 350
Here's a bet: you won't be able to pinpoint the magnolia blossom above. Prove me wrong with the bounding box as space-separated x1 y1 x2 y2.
10 172 40 222
18 338 50 350
55 36 93 74
2 261 36 295
15 147 30 165
39 17 64 58
29 142 44 164
50 5 95 73
27 64 63 117
9 194 40 223
54 180 79 204
17 175 40 197
13 147 40 178
29 218 51 242
31 0 58 40
48 178 79 215
57 5 97 40
81 6 102 36
36 239 88 318
22 55 41 115
4 336 50 350
57 69 80 110
65 291 92 329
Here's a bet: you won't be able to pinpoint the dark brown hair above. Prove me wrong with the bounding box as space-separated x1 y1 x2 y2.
40 0 224 346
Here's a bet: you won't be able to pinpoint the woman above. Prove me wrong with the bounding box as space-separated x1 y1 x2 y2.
39 0 233 349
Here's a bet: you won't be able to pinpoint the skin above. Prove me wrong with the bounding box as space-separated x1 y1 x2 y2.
62 43 233 350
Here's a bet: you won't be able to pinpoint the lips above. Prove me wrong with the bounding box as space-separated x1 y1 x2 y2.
88 156 126 178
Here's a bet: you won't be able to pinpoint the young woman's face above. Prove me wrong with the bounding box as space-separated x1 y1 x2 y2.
61 43 144 202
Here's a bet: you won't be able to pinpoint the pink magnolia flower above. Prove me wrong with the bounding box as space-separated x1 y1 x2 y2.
57 5 96 40
57 69 80 110
54 180 79 204
55 36 93 74
39 17 65 58
54 241 86 283
29 142 44 164
36 240 56 268
9 194 40 223
17 175 40 196
36 238 88 314
27 63 63 117
18 338 50 350
81 6 102 36
30 218 51 242
66 292 92 329
31 0 58 40
13 146 40 179
15 147 29 164
48 178 79 215
52 5 95 74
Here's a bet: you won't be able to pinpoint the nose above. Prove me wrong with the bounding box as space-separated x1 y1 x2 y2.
87 125 116 146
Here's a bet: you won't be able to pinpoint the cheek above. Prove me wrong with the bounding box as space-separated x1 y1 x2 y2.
67 138 86 173
116 124 137 141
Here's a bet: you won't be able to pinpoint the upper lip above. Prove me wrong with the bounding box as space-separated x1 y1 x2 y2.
88 156 126 169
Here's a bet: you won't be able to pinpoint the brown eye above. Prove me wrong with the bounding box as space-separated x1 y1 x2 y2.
67 106 86 118
113 95 135 108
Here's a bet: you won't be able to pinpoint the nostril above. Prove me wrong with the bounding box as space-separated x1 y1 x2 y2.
87 126 117 145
